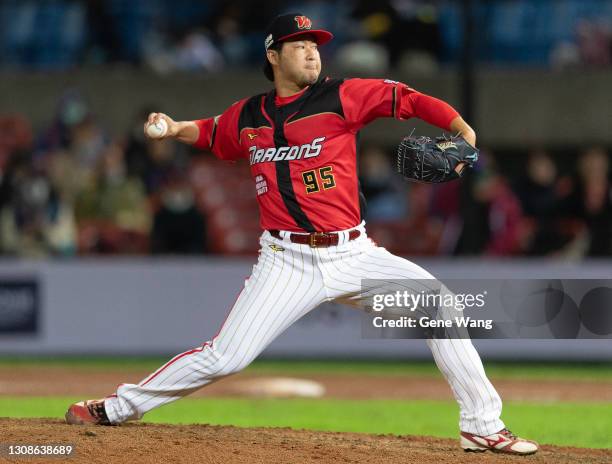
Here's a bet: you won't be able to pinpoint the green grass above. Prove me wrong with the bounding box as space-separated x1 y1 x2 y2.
1 397 610 449
1 356 611 381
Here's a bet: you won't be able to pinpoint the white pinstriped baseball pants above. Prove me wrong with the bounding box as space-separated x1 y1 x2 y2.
104 224 504 435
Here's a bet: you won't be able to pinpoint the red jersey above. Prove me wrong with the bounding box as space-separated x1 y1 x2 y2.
194 77 458 232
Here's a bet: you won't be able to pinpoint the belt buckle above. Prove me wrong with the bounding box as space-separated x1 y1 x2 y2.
309 232 327 248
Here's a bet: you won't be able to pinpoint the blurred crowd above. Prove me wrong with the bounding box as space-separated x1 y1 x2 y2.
1 0 612 73
0 90 610 259
359 144 612 258
0 93 207 257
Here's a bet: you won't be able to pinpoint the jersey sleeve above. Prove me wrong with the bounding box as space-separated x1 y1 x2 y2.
192 98 249 161
339 78 459 132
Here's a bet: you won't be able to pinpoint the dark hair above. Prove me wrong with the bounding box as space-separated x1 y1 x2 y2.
262 42 283 82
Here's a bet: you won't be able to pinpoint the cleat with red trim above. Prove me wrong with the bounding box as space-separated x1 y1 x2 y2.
65 399 113 426
460 428 539 455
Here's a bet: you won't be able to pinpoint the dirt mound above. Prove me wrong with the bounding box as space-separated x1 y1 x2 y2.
1 419 610 464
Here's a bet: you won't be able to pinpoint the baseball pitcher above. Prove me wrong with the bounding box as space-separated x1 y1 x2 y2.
66 13 538 455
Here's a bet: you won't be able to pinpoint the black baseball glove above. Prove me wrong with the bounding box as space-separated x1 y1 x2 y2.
396 135 479 183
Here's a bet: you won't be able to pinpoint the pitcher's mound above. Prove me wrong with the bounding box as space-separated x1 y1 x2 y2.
2 418 609 464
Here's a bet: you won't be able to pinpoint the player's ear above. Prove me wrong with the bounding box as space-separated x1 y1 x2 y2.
266 49 280 66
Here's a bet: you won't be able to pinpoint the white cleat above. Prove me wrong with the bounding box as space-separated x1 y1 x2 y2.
460 428 539 455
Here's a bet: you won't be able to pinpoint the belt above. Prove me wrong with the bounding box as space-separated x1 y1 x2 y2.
269 229 361 248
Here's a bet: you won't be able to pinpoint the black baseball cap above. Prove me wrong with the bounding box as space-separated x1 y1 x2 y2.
263 13 334 81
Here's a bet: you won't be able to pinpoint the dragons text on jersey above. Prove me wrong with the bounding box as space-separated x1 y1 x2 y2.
249 136 326 165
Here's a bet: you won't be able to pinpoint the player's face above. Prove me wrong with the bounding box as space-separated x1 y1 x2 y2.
277 38 321 87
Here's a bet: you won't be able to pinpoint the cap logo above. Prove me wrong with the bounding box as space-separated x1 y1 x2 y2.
294 15 312 29
265 33 273 50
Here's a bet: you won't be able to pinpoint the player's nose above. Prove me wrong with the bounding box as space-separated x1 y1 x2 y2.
306 54 319 65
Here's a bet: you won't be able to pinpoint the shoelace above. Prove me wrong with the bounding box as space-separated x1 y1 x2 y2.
499 428 518 440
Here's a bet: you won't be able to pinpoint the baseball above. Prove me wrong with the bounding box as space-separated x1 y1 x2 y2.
146 118 168 139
